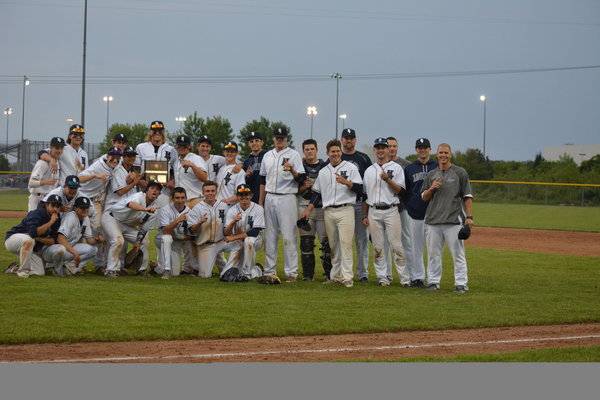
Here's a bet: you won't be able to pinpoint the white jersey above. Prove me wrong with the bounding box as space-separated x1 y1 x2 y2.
363 161 406 206
313 161 362 208
43 187 98 221
111 192 156 230
259 147 305 194
225 202 265 235
216 164 246 203
203 154 226 182
156 203 191 241
29 159 60 196
78 157 115 199
104 164 138 213
60 144 88 185
187 200 228 244
173 153 207 199
58 211 93 246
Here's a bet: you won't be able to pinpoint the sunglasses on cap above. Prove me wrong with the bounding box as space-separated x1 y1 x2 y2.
151 123 164 129
224 144 237 149
237 187 251 193
71 127 84 133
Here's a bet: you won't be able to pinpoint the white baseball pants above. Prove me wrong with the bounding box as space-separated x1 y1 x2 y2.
408 216 427 281
27 193 46 212
369 207 408 285
353 201 370 279
221 235 263 278
297 204 327 240
385 208 413 282
5 234 37 278
41 243 97 275
197 241 236 278
324 205 355 283
264 193 298 278
102 213 150 273
154 235 184 275
425 223 468 288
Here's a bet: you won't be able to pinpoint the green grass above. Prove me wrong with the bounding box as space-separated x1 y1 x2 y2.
0 190 28 211
475 203 600 232
347 346 600 362
1 213 598 344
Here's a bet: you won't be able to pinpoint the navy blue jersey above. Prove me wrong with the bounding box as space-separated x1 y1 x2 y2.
299 159 329 202
404 158 439 219
243 150 267 203
342 151 372 200
6 208 61 251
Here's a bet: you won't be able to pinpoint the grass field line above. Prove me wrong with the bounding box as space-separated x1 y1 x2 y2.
6 334 600 364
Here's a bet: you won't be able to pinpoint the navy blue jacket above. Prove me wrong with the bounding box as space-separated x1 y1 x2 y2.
243 150 267 204
5 208 61 251
404 159 439 220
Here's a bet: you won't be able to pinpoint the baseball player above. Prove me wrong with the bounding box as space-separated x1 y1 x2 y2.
301 139 363 287
39 124 89 185
404 138 439 287
41 196 98 276
242 131 266 204
340 128 372 282
5 194 62 278
154 187 191 279
187 181 232 278
104 146 141 213
216 141 246 207
41 175 98 224
222 184 265 279
297 139 332 281
93 133 130 163
101 180 161 278
361 138 408 286
196 135 226 182
259 126 305 282
386 136 414 283
134 120 176 208
28 137 64 211
421 143 474 293
173 134 208 208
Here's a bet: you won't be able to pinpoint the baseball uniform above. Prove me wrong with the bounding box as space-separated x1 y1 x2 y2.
104 163 139 213
154 202 191 276
216 164 247 206
243 150 267 203
363 161 408 285
222 202 265 278
311 161 362 285
173 152 207 202
41 186 98 229
37 143 88 187
134 141 176 207
204 154 226 182
421 164 473 289
28 159 60 211
187 199 232 278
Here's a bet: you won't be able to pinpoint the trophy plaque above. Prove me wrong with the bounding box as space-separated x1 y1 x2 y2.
143 160 169 184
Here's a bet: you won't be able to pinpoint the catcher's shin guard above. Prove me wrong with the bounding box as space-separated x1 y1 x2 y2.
320 237 332 279
300 235 316 279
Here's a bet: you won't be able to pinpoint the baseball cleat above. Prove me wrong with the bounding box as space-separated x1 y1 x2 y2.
3 262 19 274
285 276 297 283
425 283 440 291
410 279 425 288
358 277 368 283
162 270 172 280
377 280 391 286
342 280 354 288
453 285 468 293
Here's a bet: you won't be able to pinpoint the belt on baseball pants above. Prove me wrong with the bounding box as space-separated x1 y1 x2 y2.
371 204 398 210
329 203 352 209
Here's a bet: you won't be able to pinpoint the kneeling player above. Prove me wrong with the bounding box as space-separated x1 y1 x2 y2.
222 184 265 279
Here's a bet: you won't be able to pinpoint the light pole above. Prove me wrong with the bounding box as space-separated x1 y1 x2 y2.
306 106 317 139
4 107 12 160
103 96 113 136
66 117 74 130
331 73 342 139
480 95 487 158
175 117 187 132
20 75 30 171
339 114 347 130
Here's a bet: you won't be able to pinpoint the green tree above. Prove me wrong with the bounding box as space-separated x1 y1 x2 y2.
0 155 10 171
453 148 494 180
99 123 152 154
580 154 600 173
237 116 294 159
167 111 205 145
203 115 235 154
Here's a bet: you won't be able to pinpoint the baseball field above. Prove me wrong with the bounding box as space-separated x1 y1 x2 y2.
1 192 599 362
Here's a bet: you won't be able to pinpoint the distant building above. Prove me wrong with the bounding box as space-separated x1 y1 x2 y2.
543 144 600 166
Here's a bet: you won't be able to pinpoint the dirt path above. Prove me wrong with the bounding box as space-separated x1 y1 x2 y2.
1 323 599 363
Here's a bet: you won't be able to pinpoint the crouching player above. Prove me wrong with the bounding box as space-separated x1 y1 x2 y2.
102 180 161 277
222 184 265 279
42 196 99 275
154 187 191 279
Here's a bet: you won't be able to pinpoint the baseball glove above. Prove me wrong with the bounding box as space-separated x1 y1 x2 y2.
220 267 250 283
296 216 311 231
257 274 281 285
124 247 144 271
458 224 471 240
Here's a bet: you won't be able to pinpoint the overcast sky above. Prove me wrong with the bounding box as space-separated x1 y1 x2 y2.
2 0 599 161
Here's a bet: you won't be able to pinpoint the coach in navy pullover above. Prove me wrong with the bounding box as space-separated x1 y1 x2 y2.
404 157 439 220
6 200 62 251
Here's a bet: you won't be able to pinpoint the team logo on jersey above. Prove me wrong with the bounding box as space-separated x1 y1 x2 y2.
81 157 86 166
81 225 87 236
281 158 289 166
386 170 394 179
212 164 220 174
247 216 254 228
218 209 225 223
339 170 348 179
224 172 232 185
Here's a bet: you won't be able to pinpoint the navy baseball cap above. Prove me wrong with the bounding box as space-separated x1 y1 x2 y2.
112 133 128 142
46 194 63 205
236 184 252 194
197 135 212 145
74 196 91 208
247 131 262 141
176 134 192 146
65 175 80 188
373 137 388 147
50 137 66 147
150 121 165 131
107 147 122 156
415 138 431 148
69 124 85 135
224 141 238 152
341 128 356 138
273 127 288 137
122 146 137 156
